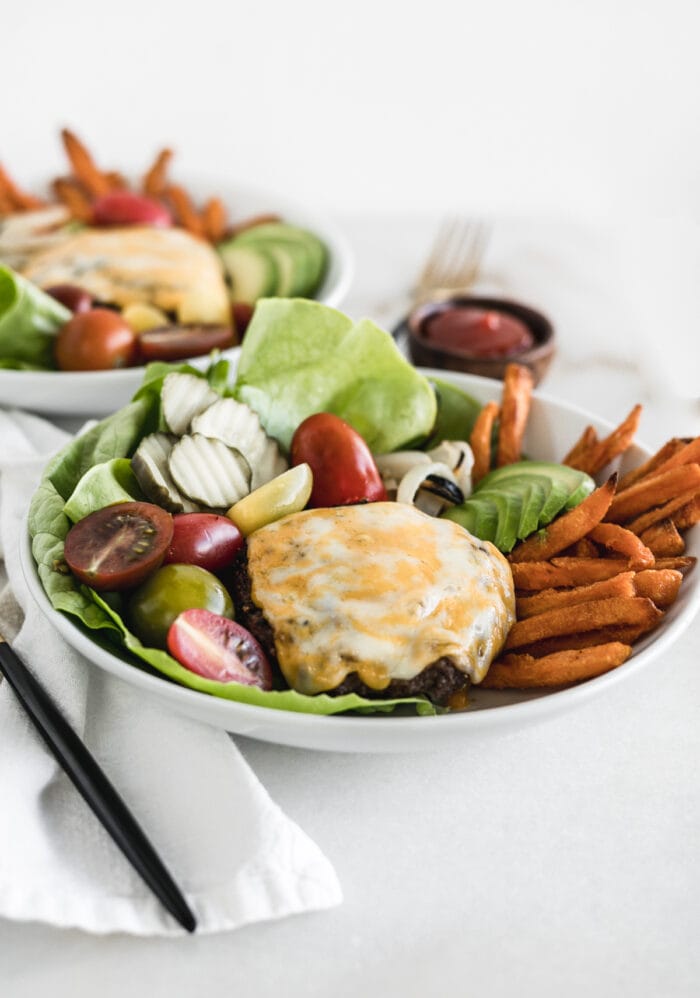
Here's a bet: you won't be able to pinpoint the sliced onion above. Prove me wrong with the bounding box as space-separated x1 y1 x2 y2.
396 460 460 516
427 441 474 496
374 451 432 494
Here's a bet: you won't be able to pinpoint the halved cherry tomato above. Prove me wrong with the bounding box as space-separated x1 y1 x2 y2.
63 501 173 591
92 192 172 228
164 513 244 572
290 413 387 508
127 564 234 648
45 284 92 314
167 609 272 689
138 325 235 362
54 308 138 371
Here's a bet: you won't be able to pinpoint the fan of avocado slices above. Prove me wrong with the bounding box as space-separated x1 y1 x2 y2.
217 223 328 302
442 462 595 553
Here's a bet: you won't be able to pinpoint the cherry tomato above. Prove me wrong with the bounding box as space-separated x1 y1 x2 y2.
45 284 92 314
168 609 272 689
164 513 244 572
92 192 172 228
138 325 235 362
54 308 138 371
63 502 173 592
290 413 388 508
127 564 234 649
231 302 254 339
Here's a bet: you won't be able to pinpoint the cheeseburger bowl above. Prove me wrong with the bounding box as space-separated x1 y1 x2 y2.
21 367 700 753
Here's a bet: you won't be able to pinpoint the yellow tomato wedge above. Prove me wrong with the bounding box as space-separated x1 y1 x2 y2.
227 463 313 536
122 302 169 333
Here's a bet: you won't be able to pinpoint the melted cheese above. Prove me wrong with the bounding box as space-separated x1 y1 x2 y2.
247 503 515 695
22 226 230 324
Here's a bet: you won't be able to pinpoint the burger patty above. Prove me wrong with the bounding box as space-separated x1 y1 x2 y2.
229 549 469 706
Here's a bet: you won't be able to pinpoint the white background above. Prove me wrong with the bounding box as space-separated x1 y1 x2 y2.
3 0 700 222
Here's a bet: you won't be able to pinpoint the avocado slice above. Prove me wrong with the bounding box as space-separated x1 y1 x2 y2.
218 243 279 303
233 223 328 297
442 460 595 552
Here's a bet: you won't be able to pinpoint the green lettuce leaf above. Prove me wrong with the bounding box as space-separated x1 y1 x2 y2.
423 378 482 448
63 458 144 522
234 298 437 452
0 265 70 367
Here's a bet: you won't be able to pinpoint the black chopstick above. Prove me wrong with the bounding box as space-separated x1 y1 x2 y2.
0 631 197 933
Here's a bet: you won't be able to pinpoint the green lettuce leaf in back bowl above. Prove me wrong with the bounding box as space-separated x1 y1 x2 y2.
0 265 70 367
234 298 437 452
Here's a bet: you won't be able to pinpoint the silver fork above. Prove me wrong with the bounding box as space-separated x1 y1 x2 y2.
413 217 490 305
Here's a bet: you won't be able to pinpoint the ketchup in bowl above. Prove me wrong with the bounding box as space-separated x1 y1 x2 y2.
423 306 534 358
404 295 555 386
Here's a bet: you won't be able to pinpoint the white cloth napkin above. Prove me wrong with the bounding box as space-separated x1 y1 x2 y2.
0 408 341 935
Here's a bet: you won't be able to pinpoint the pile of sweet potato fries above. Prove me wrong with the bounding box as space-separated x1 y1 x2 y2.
470 364 698 691
0 129 273 244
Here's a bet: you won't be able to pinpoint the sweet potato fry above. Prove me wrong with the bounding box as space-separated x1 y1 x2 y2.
509 476 617 563
563 425 598 469
470 401 499 483
618 438 689 491
515 572 636 618
573 537 599 558
626 487 700 535
51 177 93 222
202 196 227 243
497 363 533 467
587 523 655 569
228 212 282 237
652 556 696 575
512 625 651 657
638 436 700 482
504 596 661 651
142 148 173 198
166 184 205 237
511 558 630 590
633 569 683 609
673 495 700 532
0 164 45 210
104 170 127 190
481 643 632 689
606 464 700 524
565 406 641 475
639 519 685 557
0 189 13 215
61 128 111 197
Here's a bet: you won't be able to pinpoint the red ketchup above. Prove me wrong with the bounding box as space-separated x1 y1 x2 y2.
424 307 534 358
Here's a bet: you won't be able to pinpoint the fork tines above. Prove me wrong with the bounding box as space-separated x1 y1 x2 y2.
415 217 490 303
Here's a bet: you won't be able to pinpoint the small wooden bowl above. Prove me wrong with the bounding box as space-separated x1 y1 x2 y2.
401 295 556 385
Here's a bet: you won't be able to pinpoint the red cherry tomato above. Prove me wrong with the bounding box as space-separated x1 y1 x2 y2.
290 413 388 508
231 302 254 339
138 324 235 362
54 308 138 371
63 501 173 591
92 192 172 228
164 513 244 572
45 284 92 314
167 609 273 689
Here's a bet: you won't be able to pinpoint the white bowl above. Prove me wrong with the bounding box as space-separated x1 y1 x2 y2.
0 179 353 416
21 370 700 753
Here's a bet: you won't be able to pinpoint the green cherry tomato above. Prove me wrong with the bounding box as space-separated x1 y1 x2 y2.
127 563 234 649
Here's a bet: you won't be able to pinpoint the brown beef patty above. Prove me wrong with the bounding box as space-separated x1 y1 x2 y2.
229 548 469 706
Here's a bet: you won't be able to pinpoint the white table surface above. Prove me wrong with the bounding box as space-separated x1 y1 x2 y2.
2 216 699 998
